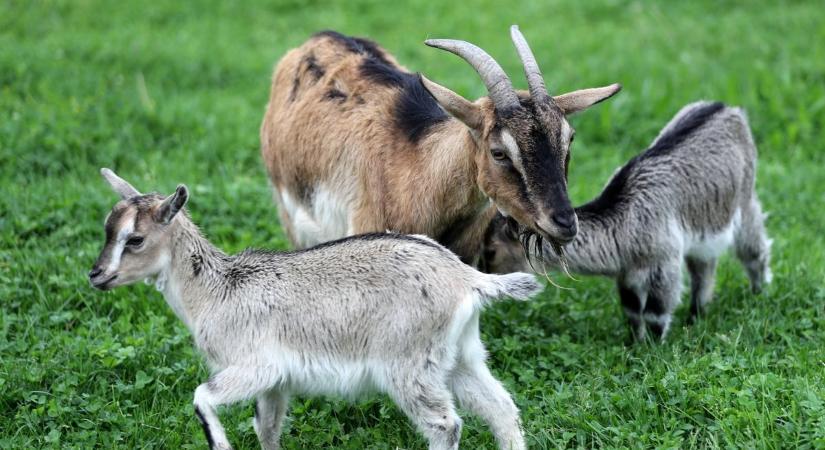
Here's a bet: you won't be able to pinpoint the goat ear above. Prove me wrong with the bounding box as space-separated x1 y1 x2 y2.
101 168 141 199
421 75 483 131
553 83 622 115
155 184 189 224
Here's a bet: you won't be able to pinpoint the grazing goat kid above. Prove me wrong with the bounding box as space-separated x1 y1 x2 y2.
261 26 621 263
89 169 541 450
482 101 772 341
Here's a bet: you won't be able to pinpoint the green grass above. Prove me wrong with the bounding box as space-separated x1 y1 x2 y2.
2 0 824 448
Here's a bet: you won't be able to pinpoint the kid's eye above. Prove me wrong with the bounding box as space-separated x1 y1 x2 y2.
126 236 144 247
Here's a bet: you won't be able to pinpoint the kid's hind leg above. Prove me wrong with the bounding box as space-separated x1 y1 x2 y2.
193 366 277 450
449 318 525 450
253 389 289 450
387 369 463 450
735 198 773 293
686 256 718 323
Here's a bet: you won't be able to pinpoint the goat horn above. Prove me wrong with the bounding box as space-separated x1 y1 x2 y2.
510 25 550 103
425 38 519 111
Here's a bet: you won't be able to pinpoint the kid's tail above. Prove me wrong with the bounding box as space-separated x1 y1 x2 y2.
478 272 543 302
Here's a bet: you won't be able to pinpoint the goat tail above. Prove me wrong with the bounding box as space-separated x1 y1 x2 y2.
477 272 542 303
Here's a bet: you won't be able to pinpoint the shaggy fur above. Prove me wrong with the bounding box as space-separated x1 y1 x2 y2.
89 169 541 450
260 30 620 264
482 101 772 341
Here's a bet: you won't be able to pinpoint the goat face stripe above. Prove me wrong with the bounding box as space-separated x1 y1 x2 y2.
105 210 135 274
500 129 525 175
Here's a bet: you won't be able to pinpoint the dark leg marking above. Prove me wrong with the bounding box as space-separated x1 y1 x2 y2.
643 290 667 316
688 300 701 325
648 319 665 340
618 282 644 341
194 406 215 450
618 284 641 312
448 421 461 447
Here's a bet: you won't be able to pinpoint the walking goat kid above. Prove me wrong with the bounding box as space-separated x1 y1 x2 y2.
482 101 772 340
261 26 621 263
89 169 541 450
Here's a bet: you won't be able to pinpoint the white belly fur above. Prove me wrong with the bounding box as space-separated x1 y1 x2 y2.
280 186 351 248
685 208 741 261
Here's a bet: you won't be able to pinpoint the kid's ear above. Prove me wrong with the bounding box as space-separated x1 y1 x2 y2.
155 184 189 224
101 168 141 199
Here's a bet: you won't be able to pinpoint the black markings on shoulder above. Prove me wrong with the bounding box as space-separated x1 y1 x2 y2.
323 88 347 102
359 57 406 86
648 101 725 155
314 30 448 142
223 262 265 288
289 65 301 102
395 74 449 143
194 406 215 449
304 54 325 80
191 253 203 276
354 53 446 143
578 102 726 218
289 53 326 103
314 30 391 65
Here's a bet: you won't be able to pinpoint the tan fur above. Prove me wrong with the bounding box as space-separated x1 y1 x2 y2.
261 32 619 264
261 34 496 262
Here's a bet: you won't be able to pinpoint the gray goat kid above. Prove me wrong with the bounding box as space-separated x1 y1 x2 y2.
89 169 541 450
482 101 772 341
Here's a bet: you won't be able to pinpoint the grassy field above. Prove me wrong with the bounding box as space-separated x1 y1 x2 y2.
2 0 824 448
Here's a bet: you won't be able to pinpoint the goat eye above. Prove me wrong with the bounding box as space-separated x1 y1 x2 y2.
126 236 144 247
491 149 508 161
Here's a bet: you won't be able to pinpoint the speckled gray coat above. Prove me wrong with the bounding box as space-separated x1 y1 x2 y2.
90 170 540 450
482 101 772 341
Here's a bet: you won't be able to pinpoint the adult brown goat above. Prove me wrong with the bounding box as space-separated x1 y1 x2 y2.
261 26 620 263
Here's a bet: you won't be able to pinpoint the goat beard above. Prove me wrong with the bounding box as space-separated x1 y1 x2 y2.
501 216 573 279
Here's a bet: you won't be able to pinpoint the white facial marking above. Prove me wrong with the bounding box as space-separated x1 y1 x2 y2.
106 210 135 274
499 130 524 173
561 120 574 147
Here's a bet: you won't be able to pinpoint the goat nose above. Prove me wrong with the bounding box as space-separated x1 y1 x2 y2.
89 267 103 279
552 211 575 230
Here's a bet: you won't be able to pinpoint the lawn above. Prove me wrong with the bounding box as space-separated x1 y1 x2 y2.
2 0 824 448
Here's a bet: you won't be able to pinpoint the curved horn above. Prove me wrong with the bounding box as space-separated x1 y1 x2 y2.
510 25 550 103
425 38 519 110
